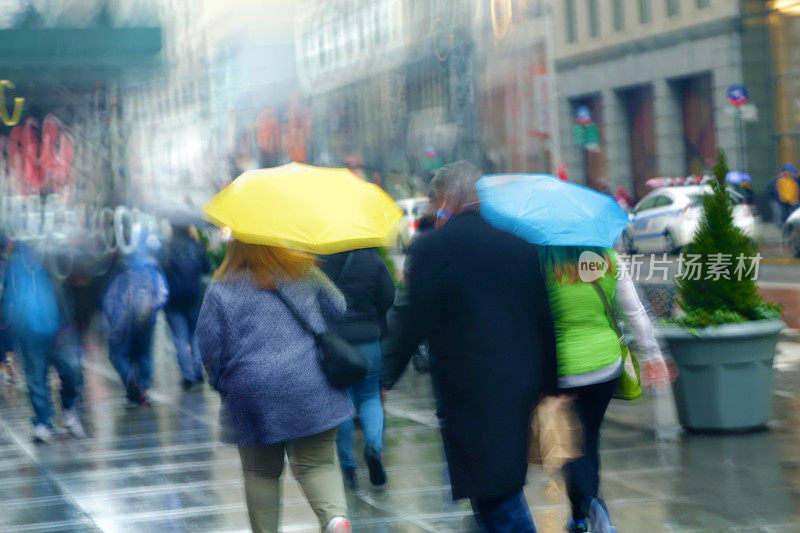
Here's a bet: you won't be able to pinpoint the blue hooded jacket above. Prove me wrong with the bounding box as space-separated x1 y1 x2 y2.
1 243 60 336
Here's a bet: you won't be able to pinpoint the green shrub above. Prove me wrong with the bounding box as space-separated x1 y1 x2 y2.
376 246 404 289
671 150 780 328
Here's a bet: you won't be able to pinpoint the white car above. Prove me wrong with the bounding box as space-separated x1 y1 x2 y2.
622 185 755 254
783 206 800 258
394 198 430 252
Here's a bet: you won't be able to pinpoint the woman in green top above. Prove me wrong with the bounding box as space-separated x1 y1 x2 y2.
540 246 672 533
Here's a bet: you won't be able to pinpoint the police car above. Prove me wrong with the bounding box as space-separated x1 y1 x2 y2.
783 207 800 258
622 185 755 254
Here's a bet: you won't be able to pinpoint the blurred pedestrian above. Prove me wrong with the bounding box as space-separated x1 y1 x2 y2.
538 246 673 533
382 161 558 533
557 162 570 182
197 240 354 533
405 208 436 374
0 237 17 386
770 164 800 224
614 186 634 212
320 248 395 489
164 224 211 390
102 242 168 407
1 241 85 442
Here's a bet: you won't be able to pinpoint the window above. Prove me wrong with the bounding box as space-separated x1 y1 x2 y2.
587 0 599 38
635 195 661 213
565 0 576 43
667 0 680 17
697 0 710 8
639 0 651 24
613 0 624 31
655 196 674 207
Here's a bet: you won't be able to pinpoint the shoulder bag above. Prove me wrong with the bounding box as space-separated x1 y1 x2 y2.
274 253 368 388
591 280 642 401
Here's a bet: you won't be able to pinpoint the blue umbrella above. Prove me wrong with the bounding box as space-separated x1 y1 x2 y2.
476 174 630 247
725 171 752 186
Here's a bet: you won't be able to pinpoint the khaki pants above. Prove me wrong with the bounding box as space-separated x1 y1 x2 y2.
238 428 347 533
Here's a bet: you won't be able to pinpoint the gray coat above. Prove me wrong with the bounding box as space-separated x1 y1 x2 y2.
197 270 355 447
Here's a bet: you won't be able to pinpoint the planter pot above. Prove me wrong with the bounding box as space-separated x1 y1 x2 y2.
657 319 785 432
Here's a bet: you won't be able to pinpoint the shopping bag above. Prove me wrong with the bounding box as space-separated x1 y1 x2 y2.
529 395 583 469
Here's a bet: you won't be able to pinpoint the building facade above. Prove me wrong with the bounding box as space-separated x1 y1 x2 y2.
0 0 161 208
471 0 557 174
552 0 759 200
123 0 216 208
295 0 484 198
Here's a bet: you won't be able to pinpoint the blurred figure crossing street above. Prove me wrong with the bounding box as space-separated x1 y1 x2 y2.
382 161 558 533
164 224 211 390
1 239 85 442
102 239 168 407
321 247 395 489
539 247 672 533
198 241 354 533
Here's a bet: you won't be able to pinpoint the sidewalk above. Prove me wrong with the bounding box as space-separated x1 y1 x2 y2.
0 319 798 531
387 334 800 532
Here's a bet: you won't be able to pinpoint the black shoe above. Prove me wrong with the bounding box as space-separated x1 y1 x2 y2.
181 379 193 391
126 380 141 403
137 391 150 407
342 466 357 490
364 446 387 486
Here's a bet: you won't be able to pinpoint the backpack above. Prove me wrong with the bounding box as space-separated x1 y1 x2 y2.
166 239 203 299
104 264 167 332
126 269 160 327
777 175 800 205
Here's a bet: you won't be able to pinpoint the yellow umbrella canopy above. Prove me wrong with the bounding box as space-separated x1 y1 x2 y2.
202 162 402 255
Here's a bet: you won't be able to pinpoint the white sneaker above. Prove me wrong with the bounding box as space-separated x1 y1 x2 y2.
32 424 53 444
62 408 86 439
325 517 352 532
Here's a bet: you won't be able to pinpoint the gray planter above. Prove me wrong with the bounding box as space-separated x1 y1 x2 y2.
657 320 785 432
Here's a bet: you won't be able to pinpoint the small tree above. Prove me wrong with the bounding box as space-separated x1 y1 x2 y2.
674 150 779 328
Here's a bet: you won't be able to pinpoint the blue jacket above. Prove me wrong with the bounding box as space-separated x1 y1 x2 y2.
197 270 354 447
2 244 60 337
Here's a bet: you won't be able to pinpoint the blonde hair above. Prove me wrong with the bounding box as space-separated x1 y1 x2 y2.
213 240 317 290
539 246 617 285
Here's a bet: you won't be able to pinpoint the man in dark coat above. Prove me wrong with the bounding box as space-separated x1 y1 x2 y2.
382 161 557 533
320 248 395 489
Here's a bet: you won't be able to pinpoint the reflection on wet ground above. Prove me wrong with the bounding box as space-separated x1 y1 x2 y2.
1 319 799 532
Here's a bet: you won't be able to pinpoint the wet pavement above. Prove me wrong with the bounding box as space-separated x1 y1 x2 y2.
1 317 799 532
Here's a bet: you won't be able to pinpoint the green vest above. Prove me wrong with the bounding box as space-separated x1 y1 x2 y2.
546 262 621 377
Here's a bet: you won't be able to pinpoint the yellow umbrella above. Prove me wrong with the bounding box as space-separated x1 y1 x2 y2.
202 162 402 254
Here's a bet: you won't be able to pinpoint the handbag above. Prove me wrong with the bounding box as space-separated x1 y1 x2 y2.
528 395 583 468
591 281 642 401
273 254 368 389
